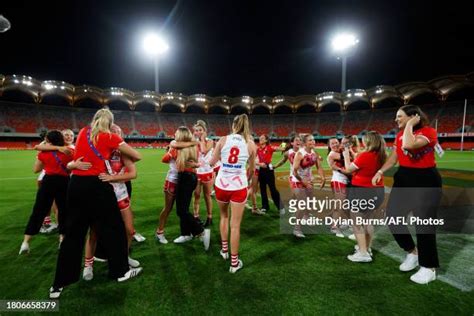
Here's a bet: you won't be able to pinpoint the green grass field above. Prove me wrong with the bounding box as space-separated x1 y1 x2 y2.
0 149 473 315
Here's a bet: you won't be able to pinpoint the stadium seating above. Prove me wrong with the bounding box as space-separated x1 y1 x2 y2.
0 101 472 140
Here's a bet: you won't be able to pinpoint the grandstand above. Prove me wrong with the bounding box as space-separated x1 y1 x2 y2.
0 73 473 149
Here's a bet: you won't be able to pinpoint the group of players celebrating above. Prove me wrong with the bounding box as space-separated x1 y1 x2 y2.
18 104 443 299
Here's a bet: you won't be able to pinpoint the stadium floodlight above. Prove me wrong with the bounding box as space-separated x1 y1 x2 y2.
331 32 359 92
0 15 11 33
142 33 169 94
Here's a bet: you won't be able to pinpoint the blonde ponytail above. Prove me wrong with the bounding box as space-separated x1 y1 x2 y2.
90 108 114 144
232 114 251 142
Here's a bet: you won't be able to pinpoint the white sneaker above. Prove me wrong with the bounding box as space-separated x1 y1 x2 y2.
94 256 108 263
355 245 373 257
260 208 267 213
252 208 265 215
229 260 243 273
46 223 58 233
200 229 211 251
40 225 48 234
348 234 356 240
347 250 372 263
19 242 30 255
279 208 286 215
49 287 63 299
173 235 193 244
410 267 436 284
128 256 140 268
220 249 229 260
293 229 306 238
400 253 419 272
133 232 146 243
155 233 168 244
83 266 94 281
117 267 143 282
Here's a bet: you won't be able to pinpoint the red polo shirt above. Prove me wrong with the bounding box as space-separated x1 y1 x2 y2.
396 127 437 168
257 144 275 165
72 127 125 176
352 151 383 187
38 151 74 177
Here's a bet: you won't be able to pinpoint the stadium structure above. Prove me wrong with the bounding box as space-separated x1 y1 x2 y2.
0 72 473 150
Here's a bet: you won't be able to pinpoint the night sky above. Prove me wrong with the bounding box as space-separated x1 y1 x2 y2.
1 0 473 96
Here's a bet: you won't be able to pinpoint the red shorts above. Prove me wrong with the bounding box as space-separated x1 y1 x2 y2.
163 180 177 195
254 169 259 177
197 172 213 183
331 181 347 195
290 181 305 189
215 186 248 204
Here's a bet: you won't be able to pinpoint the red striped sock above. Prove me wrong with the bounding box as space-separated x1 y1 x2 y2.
43 216 51 225
84 257 94 267
132 230 136 236
156 230 164 235
221 240 228 253
231 253 239 267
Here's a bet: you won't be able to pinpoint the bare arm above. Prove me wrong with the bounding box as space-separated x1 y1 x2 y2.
118 142 142 162
35 142 71 155
209 136 225 167
99 156 137 183
67 157 92 170
327 152 342 172
315 153 326 188
33 159 43 173
170 140 200 149
273 151 288 169
247 141 256 182
371 150 398 186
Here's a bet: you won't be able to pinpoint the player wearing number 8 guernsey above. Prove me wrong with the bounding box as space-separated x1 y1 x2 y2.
210 114 256 273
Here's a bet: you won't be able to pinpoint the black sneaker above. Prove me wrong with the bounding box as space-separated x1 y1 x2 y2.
49 286 63 299
204 217 213 227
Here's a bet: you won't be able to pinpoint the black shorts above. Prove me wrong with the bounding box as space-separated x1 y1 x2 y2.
125 181 132 198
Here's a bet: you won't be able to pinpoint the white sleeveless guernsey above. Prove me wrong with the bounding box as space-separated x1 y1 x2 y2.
291 147 317 183
215 134 249 191
328 151 348 184
288 148 297 179
197 142 213 174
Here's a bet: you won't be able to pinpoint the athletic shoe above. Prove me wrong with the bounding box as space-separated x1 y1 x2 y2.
220 249 229 260
204 218 213 227
279 208 286 216
19 242 30 255
49 286 63 299
260 208 267 213
173 235 193 244
347 250 372 263
348 234 356 240
400 253 419 272
133 232 146 243
46 223 58 233
83 266 93 281
229 260 243 273
251 208 265 215
39 224 49 234
94 256 108 263
293 229 306 238
128 256 140 268
117 267 143 282
354 245 373 257
200 229 211 251
410 267 436 284
155 233 168 244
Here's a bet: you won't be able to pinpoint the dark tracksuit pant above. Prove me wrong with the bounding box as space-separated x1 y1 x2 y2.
387 166 442 268
25 175 69 236
258 168 282 211
176 171 204 236
53 176 129 288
